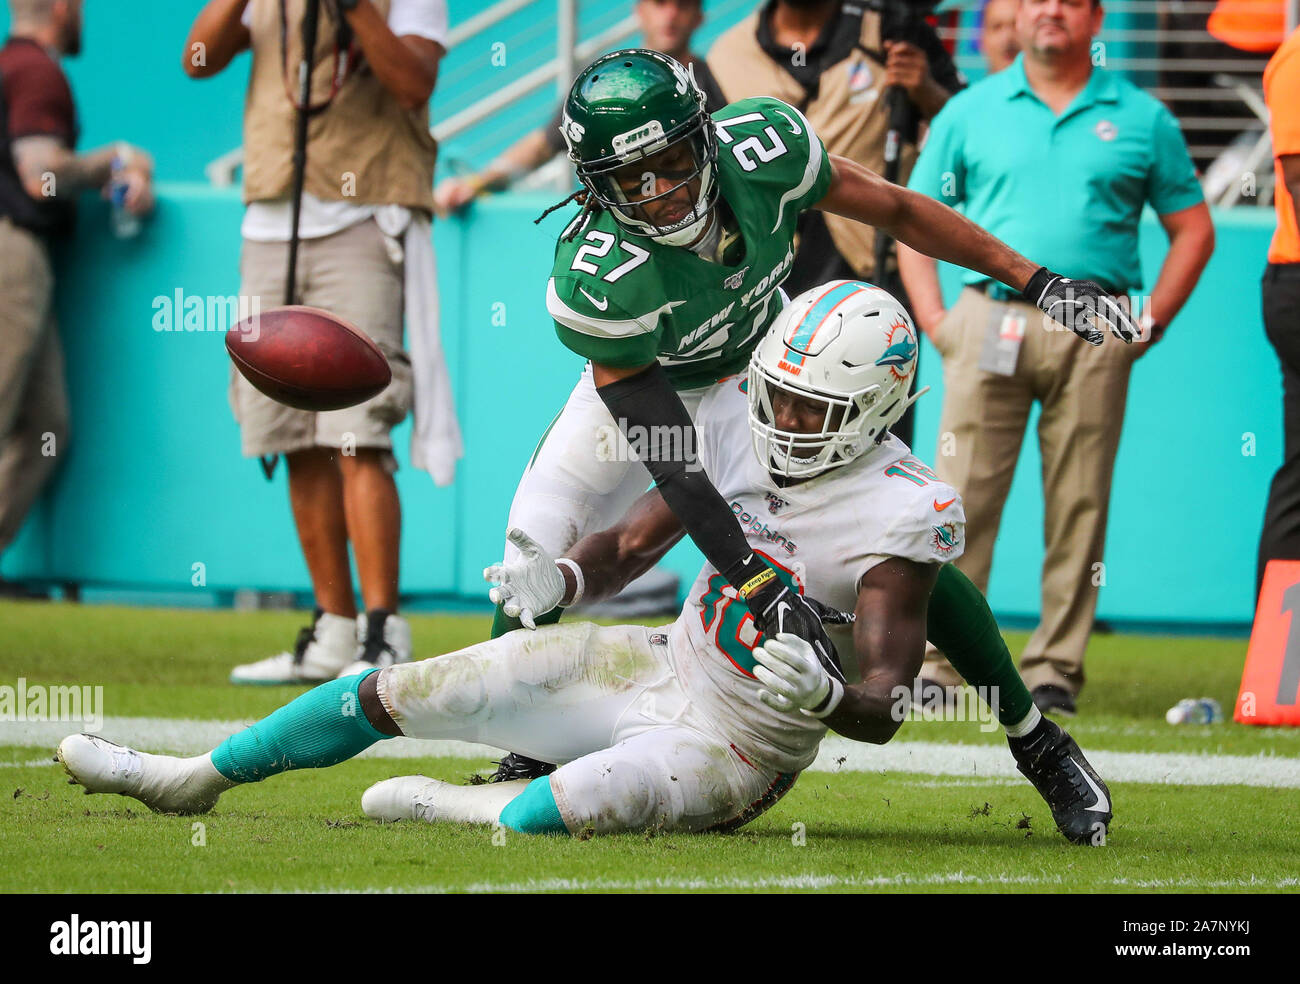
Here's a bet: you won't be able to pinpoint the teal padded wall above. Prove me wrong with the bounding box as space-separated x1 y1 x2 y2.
0 190 1279 628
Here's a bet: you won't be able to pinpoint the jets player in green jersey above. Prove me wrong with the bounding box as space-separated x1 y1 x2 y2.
488 48 1139 781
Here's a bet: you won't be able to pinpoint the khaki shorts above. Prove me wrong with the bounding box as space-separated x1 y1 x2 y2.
229 219 412 464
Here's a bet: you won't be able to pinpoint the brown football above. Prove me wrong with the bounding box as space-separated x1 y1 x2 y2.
226 305 392 412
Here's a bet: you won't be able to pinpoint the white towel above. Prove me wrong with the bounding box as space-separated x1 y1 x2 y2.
376 206 463 486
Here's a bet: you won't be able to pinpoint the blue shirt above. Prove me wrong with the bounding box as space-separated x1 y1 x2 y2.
907 54 1203 291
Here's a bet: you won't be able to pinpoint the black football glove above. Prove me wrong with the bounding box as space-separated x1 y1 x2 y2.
744 576 848 684
1022 266 1139 346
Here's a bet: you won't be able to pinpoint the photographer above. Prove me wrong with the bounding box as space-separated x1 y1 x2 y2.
707 0 963 447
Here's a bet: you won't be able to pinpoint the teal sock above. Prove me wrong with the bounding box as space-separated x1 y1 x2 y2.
498 775 569 835
926 565 1034 727
490 602 562 639
210 670 390 783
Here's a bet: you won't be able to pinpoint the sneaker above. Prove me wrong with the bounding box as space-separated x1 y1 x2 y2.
487 752 556 783
54 734 228 815
1031 683 1077 717
336 609 411 678
230 610 357 685
1008 718 1112 845
361 775 449 823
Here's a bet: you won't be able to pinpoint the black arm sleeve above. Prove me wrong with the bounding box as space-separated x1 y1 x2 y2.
596 363 764 590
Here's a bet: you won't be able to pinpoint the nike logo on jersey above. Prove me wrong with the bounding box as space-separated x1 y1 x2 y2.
774 108 802 136
933 497 956 511
578 287 609 311
1071 757 1111 813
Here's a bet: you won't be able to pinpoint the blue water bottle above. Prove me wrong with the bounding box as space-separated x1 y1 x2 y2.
109 152 141 239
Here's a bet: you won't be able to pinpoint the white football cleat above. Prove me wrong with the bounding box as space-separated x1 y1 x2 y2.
55 734 231 815
361 775 447 823
336 610 412 679
231 611 357 685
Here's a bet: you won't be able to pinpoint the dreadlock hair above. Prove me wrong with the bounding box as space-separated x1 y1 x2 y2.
534 188 604 243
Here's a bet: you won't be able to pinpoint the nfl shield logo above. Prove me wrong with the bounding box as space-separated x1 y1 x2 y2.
723 266 749 291
848 59 873 94
765 492 787 514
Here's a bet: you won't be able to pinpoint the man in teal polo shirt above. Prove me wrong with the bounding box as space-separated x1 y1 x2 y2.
898 0 1214 715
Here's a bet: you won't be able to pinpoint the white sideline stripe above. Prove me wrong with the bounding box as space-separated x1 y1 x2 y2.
4 717 1300 788
809 739 1300 789
306 873 1300 894
0 717 503 763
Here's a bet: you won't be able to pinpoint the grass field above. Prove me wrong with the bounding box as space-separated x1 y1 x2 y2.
2 601 1298 894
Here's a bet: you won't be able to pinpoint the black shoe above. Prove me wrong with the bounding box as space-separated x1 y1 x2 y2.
1008 717 1112 845
487 752 556 783
1031 683 1077 717
0 577 50 600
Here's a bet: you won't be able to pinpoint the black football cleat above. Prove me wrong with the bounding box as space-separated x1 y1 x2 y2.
1008 718 1112 846
487 752 556 783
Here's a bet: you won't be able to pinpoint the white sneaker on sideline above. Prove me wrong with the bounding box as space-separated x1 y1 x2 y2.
336 610 412 679
231 611 357 685
55 734 231 815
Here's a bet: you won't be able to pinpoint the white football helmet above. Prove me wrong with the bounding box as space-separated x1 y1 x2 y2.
749 280 926 479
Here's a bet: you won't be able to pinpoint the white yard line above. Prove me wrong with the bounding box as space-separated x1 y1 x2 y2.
310 873 1300 893
812 739 1300 788
4 716 1300 788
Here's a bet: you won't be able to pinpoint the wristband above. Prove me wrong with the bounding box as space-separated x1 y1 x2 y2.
803 677 844 720
1021 266 1053 306
739 567 776 599
556 558 584 607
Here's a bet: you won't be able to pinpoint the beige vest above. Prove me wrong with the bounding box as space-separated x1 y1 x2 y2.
708 10 918 278
243 0 436 212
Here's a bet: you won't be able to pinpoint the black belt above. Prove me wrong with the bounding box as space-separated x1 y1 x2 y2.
974 279 1127 301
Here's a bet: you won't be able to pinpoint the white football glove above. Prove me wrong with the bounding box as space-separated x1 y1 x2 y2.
752 632 845 719
482 528 566 630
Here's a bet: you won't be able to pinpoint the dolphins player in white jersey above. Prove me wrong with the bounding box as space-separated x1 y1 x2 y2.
55 284 1111 844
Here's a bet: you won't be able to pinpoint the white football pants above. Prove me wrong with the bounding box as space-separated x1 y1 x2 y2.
375 621 797 834
501 363 715 565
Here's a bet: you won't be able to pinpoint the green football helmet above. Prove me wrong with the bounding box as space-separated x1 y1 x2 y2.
560 49 717 247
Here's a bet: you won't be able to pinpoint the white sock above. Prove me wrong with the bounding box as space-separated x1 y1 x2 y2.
1004 705 1043 739
437 779 533 824
196 752 240 793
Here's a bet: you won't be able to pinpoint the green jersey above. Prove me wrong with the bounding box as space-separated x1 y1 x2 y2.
547 97 834 391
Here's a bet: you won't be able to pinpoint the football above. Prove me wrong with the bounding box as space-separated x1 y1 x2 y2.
225 305 392 411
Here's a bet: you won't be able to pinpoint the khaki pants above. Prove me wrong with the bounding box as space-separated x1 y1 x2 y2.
229 219 412 463
923 287 1137 694
0 219 68 553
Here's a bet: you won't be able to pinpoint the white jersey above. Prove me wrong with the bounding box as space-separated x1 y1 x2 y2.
666 377 967 774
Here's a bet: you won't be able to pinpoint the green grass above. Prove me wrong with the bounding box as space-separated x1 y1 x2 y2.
2 600 1298 893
